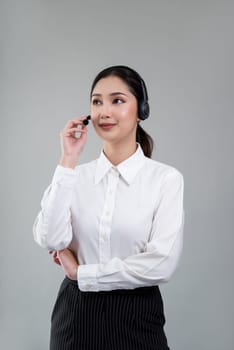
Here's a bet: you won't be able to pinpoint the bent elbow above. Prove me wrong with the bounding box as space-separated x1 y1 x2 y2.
32 215 72 251
45 236 72 251
33 215 47 248
34 231 72 251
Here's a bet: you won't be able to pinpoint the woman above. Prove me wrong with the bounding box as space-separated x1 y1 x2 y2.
33 65 185 350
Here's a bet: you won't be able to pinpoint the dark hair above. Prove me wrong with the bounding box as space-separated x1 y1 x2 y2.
90 65 154 158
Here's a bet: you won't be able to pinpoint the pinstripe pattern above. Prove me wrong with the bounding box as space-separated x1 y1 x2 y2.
50 277 170 350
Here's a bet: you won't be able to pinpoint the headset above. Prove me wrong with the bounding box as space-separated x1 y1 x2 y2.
83 66 150 125
82 115 91 125
111 65 150 121
138 77 150 120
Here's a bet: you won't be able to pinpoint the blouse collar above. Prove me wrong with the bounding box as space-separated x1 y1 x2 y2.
94 143 146 185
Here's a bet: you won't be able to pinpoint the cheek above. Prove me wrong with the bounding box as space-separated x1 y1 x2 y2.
125 100 138 116
119 104 138 121
90 109 99 123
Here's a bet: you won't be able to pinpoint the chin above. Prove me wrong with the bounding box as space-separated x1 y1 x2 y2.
96 128 118 140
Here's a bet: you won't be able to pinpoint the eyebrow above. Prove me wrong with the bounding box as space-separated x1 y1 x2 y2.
91 92 128 97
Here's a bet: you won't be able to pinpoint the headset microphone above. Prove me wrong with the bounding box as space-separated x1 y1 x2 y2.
82 115 91 125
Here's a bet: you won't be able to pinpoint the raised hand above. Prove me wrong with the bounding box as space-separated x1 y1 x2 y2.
59 116 89 168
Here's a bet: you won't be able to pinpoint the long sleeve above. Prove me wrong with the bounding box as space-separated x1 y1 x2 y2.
78 169 185 292
33 165 78 250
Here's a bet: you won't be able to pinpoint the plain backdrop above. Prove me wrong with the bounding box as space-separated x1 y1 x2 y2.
1 1 233 349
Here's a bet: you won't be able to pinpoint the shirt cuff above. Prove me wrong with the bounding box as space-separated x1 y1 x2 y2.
77 264 99 291
51 165 78 188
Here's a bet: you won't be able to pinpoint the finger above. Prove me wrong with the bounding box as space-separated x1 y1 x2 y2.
64 127 87 134
65 116 89 129
75 124 88 141
61 130 87 140
49 250 58 258
62 127 87 138
53 257 61 266
52 251 58 259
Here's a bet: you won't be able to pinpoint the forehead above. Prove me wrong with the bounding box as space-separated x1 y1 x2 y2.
92 76 131 95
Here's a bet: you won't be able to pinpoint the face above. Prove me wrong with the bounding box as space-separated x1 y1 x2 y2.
90 76 140 145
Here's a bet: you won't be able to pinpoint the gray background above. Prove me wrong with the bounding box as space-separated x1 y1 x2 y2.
1 1 233 349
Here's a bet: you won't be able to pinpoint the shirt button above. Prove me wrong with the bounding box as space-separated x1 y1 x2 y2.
85 283 92 290
106 211 110 216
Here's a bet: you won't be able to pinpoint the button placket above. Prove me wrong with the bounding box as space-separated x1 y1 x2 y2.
99 167 120 263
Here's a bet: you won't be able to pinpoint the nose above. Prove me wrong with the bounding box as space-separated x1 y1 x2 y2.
90 100 114 122
98 102 113 119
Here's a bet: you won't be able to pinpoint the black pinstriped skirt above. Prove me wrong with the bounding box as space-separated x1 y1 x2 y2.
50 276 170 350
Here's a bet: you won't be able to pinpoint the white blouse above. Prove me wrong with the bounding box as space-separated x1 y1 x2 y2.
33 143 185 292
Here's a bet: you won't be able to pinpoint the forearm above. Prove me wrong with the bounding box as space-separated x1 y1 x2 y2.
33 165 77 250
77 212 184 292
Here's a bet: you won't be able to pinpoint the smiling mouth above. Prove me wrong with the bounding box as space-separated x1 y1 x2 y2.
99 123 116 130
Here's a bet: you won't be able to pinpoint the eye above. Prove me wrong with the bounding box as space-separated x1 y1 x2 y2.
113 98 125 104
92 99 102 105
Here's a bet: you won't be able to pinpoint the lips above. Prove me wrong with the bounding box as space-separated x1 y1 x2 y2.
99 123 117 130
99 123 116 126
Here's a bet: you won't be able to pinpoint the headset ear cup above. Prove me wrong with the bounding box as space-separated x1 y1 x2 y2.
139 101 150 120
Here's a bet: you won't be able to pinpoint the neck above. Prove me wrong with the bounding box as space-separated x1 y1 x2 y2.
103 140 138 166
